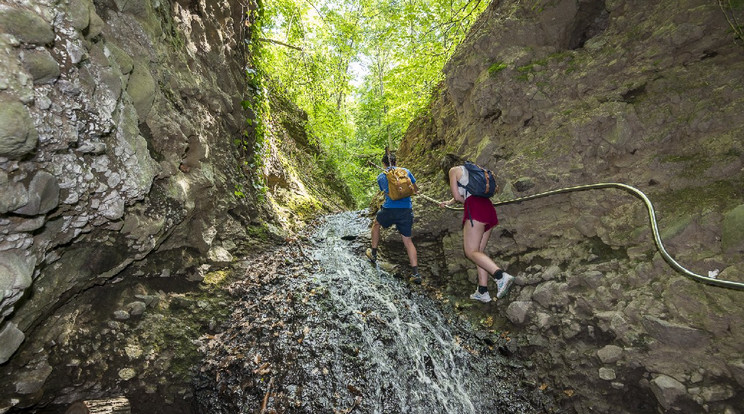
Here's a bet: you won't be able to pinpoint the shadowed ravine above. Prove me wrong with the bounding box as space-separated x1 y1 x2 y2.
195 211 556 413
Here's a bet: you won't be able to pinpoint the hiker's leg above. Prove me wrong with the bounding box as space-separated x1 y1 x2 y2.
474 227 495 287
371 219 381 249
401 235 418 267
463 220 499 275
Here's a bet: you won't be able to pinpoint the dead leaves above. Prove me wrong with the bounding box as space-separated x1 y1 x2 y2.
253 362 271 375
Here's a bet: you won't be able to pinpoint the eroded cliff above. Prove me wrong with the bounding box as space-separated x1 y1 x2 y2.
398 0 744 413
0 0 350 411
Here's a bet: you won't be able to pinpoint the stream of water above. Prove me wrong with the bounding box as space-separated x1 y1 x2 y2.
196 211 550 413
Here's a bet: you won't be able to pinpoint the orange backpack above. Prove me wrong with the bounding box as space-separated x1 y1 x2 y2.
385 167 415 200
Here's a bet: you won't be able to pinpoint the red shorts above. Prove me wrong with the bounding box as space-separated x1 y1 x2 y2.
462 196 499 231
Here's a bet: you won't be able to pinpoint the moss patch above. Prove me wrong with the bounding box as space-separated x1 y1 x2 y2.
654 180 744 218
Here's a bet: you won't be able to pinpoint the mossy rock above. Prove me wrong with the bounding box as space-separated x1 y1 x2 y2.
0 7 54 45
722 204 744 254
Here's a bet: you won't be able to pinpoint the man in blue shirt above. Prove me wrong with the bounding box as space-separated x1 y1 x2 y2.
367 152 421 283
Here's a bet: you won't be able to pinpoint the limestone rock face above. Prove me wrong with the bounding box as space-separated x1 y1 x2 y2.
401 0 744 413
0 0 326 410
1 0 350 409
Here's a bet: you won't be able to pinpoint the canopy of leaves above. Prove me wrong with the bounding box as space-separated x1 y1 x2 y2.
255 0 487 205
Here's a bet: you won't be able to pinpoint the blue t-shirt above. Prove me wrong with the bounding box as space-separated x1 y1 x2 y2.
377 167 416 208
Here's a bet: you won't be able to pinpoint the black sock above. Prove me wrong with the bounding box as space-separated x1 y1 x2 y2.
478 285 488 294
493 269 504 280
412 266 418 275
371 247 378 258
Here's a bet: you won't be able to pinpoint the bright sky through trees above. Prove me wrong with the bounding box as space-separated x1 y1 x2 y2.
255 0 488 204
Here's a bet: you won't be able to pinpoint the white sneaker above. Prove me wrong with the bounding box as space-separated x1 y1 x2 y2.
495 272 514 299
470 290 492 303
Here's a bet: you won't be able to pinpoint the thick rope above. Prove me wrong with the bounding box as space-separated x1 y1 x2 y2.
418 183 744 291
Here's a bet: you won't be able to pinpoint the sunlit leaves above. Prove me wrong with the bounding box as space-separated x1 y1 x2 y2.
256 0 487 204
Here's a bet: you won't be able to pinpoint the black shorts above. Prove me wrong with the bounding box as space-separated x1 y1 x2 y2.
376 208 414 237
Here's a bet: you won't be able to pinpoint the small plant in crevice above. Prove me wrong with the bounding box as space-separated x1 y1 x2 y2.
718 0 744 45
488 61 508 77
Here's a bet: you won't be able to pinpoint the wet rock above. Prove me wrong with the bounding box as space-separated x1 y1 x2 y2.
0 6 55 45
0 97 39 159
12 171 60 216
0 322 25 364
21 48 60 85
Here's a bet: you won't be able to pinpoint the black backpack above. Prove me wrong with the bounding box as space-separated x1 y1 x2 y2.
459 161 498 198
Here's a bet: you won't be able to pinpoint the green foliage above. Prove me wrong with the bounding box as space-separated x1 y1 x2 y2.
238 4 271 200
255 0 488 205
488 62 508 76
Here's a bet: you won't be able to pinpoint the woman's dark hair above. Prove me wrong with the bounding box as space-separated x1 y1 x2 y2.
440 153 463 184
382 152 396 167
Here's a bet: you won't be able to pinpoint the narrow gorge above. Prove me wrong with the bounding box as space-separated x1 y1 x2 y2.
1 0 743 413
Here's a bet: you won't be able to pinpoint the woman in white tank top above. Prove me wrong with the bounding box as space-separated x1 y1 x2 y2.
439 155 514 302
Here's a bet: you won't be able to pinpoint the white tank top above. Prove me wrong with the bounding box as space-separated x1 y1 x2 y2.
457 165 470 200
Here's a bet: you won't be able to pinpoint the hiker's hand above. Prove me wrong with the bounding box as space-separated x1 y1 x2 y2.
439 198 455 208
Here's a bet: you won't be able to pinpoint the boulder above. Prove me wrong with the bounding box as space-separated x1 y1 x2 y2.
21 48 60 84
650 374 688 411
0 322 25 364
126 62 156 121
0 98 39 159
642 316 710 348
506 300 533 325
0 6 55 45
597 344 623 364
12 171 60 216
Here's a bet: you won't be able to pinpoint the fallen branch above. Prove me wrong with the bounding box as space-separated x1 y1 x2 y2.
65 397 131 414
261 377 274 413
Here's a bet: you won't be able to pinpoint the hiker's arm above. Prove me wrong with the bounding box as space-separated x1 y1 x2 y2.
448 167 465 203
439 197 456 208
413 182 420 194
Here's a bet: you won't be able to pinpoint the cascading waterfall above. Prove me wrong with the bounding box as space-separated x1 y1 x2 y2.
307 212 481 413
195 211 551 413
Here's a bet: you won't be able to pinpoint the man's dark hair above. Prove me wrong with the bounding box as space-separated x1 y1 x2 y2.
382 152 396 167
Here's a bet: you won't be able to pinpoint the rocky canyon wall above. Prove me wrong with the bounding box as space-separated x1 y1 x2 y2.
0 0 349 411
400 0 744 413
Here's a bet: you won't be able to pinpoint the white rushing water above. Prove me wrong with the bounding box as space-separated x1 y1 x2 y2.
305 211 497 414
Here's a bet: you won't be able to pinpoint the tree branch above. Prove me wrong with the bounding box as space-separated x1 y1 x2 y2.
258 37 303 51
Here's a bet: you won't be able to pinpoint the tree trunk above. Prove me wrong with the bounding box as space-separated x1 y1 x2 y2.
65 397 131 414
